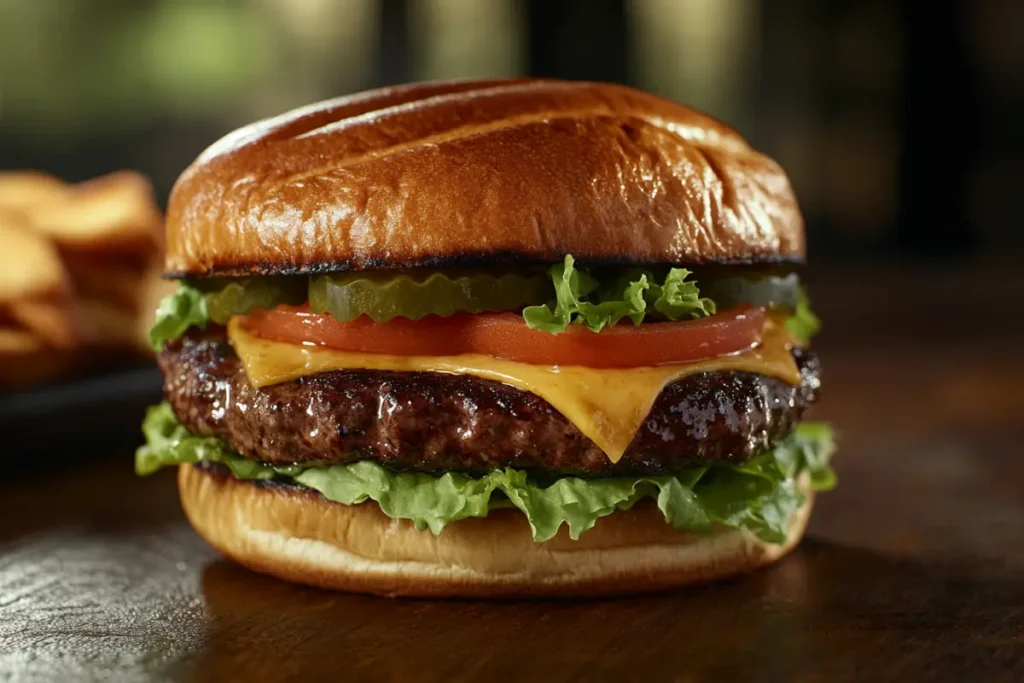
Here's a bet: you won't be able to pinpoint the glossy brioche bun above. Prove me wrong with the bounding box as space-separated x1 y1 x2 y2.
178 464 812 598
166 79 804 278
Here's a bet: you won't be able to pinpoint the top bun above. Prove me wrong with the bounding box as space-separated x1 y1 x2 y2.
166 79 804 277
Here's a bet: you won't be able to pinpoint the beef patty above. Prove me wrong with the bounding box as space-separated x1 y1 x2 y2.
160 330 820 477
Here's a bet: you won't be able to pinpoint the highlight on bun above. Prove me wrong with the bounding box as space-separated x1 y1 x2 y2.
165 79 804 278
178 464 813 598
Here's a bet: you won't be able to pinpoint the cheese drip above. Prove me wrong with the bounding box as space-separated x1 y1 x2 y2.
227 318 801 463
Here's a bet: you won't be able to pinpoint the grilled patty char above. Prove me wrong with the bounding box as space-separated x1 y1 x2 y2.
160 329 820 477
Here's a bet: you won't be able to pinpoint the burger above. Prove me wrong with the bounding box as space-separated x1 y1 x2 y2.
136 78 835 597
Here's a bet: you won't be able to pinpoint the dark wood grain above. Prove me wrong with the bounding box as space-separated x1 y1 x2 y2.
1 265 1023 682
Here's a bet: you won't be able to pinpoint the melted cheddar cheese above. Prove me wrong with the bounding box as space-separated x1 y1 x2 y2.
227 318 800 463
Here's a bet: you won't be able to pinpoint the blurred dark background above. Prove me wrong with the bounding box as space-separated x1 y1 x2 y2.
1 0 1020 264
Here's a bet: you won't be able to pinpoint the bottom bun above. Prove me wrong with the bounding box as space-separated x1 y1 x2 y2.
178 464 813 598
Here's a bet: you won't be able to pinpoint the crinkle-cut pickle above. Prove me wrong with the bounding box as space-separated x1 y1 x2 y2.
309 272 552 322
698 272 800 313
203 278 307 324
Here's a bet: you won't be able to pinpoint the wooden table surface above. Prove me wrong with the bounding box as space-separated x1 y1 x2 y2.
1 266 1022 682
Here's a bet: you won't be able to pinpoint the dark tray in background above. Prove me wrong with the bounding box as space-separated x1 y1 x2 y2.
0 366 162 466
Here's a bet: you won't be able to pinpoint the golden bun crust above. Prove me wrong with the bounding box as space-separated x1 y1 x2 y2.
178 464 812 598
166 79 804 277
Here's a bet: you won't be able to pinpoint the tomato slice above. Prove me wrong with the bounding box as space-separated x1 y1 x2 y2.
239 305 765 368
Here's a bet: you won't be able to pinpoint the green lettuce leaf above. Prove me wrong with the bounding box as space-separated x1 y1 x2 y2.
786 288 821 344
523 256 716 334
148 284 208 351
651 267 718 320
137 403 835 543
148 280 306 351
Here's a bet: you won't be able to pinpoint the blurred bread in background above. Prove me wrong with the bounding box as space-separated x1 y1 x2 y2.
0 172 69 213
0 213 79 386
16 171 164 255
0 170 173 388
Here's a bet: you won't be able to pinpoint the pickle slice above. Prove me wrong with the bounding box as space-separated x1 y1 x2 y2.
697 272 800 313
202 277 307 324
309 272 552 322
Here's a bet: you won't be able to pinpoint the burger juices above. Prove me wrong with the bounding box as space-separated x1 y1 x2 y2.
137 79 835 597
